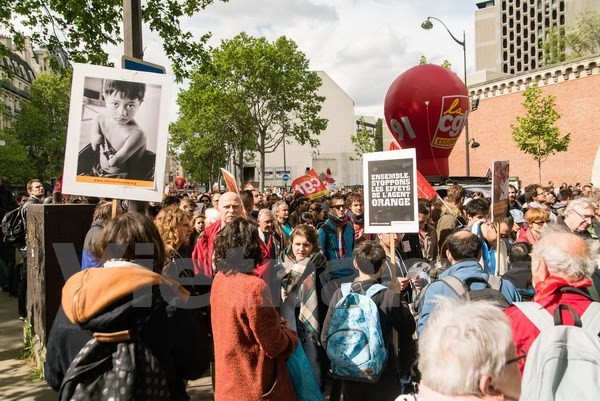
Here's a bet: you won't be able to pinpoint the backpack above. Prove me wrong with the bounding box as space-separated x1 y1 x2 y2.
58 302 170 401
1 207 25 247
516 301 600 401
325 282 388 383
440 275 509 308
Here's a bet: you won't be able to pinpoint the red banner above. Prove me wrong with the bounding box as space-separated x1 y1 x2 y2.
417 170 438 201
291 169 329 200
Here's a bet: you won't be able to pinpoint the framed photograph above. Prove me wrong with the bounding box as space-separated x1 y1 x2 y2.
363 149 418 234
62 63 172 202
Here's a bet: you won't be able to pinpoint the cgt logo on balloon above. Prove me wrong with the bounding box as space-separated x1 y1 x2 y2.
432 96 469 149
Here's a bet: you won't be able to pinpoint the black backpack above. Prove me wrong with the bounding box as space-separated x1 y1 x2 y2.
1 207 25 247
440 275 509 308
58 302 170 401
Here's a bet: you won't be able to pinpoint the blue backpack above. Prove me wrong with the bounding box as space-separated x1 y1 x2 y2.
325 283 388 383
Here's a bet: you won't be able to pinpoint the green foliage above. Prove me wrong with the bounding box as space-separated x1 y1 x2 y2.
0 0 225 81
375 119 383 152
5 71 72 181
173 33 327 190
351 118 379 160
542 12 600 65
0 130 31 184
418 55 452 70
511 84 570 184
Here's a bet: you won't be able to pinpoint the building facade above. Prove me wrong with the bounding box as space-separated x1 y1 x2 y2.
448 55 599 186
475 0 600 75
249 71 365 189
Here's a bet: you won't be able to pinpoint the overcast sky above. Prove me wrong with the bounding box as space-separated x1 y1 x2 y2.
112 0 478 120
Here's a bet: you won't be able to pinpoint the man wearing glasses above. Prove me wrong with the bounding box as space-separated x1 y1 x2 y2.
557 198 597 240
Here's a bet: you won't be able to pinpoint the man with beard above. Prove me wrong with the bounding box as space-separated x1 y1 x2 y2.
345 192 374 244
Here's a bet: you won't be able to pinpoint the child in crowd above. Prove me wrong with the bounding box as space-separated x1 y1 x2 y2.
321 241 416 401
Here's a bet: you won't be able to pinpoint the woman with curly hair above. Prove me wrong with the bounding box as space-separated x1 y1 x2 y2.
281 224 329 390
211 217 298 401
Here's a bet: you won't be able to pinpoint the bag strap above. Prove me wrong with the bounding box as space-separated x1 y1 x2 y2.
340 282 351 297
365 283 387 298
513 302 554 332
441 275 467 298
487 274 502 291
579 302 600 336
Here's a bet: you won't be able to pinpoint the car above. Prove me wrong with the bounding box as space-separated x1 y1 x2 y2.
426 176 492 199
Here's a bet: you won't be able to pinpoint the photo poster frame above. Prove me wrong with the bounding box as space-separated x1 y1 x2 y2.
492 160 510 222
62 63 172 202
363 149 418 234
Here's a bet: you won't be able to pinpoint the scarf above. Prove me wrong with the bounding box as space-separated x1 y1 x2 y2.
328 211 348 227
281 249 324 342
533 275 593 302
346 210 364 226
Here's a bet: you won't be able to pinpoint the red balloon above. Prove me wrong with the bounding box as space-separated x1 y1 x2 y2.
174 176 186 189
384 64 469 176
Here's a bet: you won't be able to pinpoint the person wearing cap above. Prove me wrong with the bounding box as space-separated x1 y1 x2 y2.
509 209 526 244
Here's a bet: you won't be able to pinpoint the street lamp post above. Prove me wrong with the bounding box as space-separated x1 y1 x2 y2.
421 16 472 176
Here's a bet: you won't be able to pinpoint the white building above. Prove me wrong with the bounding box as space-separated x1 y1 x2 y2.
252 71 367 189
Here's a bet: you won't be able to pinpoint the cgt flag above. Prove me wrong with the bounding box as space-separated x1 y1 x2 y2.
292 169 329 200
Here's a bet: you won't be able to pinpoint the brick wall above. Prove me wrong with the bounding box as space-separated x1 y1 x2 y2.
449 72 600 188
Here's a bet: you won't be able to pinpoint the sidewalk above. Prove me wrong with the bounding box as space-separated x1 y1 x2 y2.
0 290 214 400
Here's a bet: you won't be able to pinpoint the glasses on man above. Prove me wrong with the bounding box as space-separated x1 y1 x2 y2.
331 204 346 211
572 209 595 223
505 353 527 366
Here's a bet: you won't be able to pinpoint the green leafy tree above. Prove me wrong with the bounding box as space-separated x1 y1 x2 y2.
418 55 452 70
0 130 32 184
511 84 570 184
173 33 327 190
0 0 226 81
350 118 383 160
7 71 72 180
542 12 600 65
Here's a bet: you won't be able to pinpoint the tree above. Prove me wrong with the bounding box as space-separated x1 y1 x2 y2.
511 84 570 184
350 118 383 160
0 130 32 184
542 12 600 65
419 55 452 70
6 71 72 180
0 0 225 81
173 33 328 190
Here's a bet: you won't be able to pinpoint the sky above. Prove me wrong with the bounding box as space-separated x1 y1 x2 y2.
110 0 479 120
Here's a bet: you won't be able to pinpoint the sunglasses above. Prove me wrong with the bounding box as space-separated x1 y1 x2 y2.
331 205 346 211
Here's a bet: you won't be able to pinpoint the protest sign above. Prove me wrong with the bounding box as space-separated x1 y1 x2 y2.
363 149 418 233
291 169 329 200
62 63 171 202
492 160 509 222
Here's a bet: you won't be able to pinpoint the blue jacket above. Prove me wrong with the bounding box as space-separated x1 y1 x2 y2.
317 219 355 262
417 259 521 334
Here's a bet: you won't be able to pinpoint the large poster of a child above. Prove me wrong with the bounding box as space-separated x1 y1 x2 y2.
62 63 171 202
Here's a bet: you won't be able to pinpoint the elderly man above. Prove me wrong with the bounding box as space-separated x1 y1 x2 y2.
257 209 284 261
555 197 597 240
272 200 292 239
417 231 521 334
192 191 242 277
504 230 599 373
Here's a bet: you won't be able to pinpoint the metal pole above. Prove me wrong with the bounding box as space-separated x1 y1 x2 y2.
123 0 146 213
282 132 287 191
462 30 471 177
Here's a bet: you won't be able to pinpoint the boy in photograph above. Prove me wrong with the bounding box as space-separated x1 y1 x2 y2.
78 79 155 181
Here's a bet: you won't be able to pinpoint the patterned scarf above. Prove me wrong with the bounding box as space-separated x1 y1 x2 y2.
282 249 325 342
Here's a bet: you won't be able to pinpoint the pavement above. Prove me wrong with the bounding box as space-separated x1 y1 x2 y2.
0 290 214 400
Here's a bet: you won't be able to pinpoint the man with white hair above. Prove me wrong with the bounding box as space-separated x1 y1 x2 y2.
555 197 597 240
504 230 599 372
192 191 242 277
257 208 284 260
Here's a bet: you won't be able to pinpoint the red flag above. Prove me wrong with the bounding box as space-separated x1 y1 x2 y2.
417 170 438 201
291 169 329 200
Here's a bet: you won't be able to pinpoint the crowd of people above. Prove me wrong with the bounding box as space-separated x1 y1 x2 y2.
0 176 599 400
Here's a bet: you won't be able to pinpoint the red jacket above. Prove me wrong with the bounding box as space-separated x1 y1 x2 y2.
192 220 221 277
504 276 594 373
211 271 298 401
